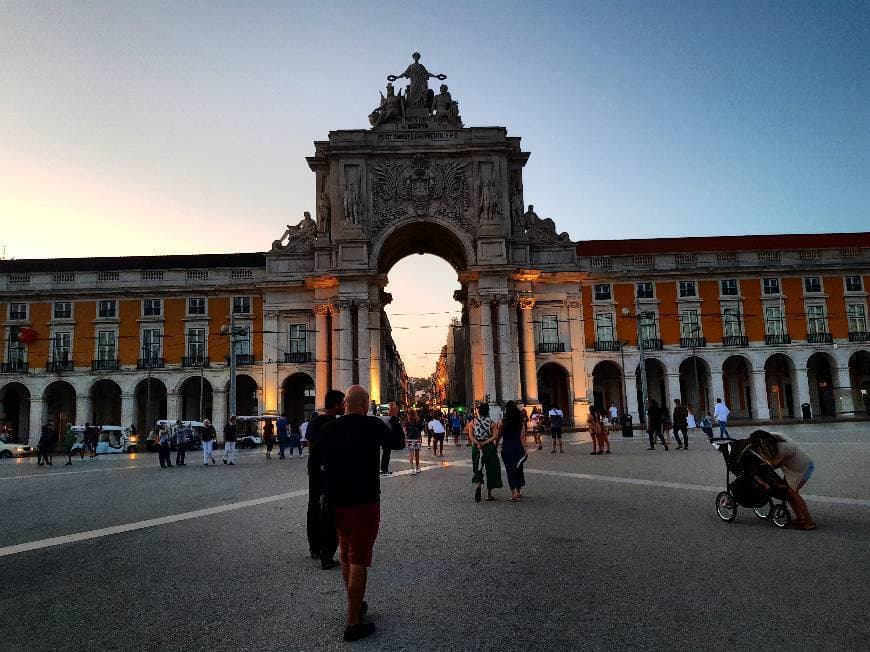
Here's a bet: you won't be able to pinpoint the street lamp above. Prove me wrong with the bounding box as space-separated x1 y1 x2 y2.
687 324 703 412
622 308 655 424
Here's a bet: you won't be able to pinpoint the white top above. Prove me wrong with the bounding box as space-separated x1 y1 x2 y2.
300 421 308 440
773 434 814 489
609 406 619 420
548 408 564 417
714 403 730 422
687 414 697 429
427 419 445 434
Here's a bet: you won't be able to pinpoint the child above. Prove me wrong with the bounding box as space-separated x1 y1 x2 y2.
700 413 714 442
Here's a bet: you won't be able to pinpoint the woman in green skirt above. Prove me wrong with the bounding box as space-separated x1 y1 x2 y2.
467 403 503 502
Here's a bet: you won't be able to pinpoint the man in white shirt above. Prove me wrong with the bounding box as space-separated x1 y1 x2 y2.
713 398 730 439
427 415 446 457
608 404 619 421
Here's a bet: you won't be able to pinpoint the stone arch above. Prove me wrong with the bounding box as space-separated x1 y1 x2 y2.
591 360 623 413
848 350 870 415
721 355 753 419
0 382 31 443
806 351 837 417
636 358 668 422
764 353 797 419
228 374 259 416
89 378 122 426
134 378 167 434
178 376 213 422
281 372 316 422
537 362 571 424
43 380 76 442
678 355 711 415
372 218 473 274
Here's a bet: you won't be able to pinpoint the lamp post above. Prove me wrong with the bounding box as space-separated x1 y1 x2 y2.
623 308 655 424
618 340 628 415
687 324 702 412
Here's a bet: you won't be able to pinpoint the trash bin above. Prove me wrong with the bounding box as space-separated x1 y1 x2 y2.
801 403 812 420
621 413 633 437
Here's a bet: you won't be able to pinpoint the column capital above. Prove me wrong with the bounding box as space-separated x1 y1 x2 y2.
469 295 482 308
313 303 331 316
566 295 582 310
517 296 536 310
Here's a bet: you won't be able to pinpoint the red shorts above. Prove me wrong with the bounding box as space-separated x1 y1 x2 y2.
334 502 381 568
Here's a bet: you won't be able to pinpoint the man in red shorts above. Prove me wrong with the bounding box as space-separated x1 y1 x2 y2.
318 384 402 641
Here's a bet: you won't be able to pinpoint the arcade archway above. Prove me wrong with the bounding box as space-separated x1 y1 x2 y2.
135 378 167 434
43 381 76 436
179 376 213 421
722 355 753 419
765 353 797 419
0 382 30 443
848 350 870 415
807 352 836 417
636 358 667 422
678 356 711 414
234 374 259 416
282 373 315 421
592 360 623 413
90 379 122 426
538 363 571 424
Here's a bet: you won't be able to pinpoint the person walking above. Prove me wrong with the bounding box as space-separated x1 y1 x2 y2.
428 413 446 457
586 406 600 455
449 411 463 447
63 422 76 465
289 418 304 458
318 385 403 642
174 420 189 466
263 417 275 460
686 404 697 431
38 420 55 466
277 412 289 459
529 407 543 450
201 418 216 465
714 398 731 439
468 403 503 502
609 403 619 422
672 399 688 450
222 415 237 465
405 410 423 474
306 389 344 570
84 422 98 459
380 402 400 476
157 423 173 468
548 405 565 454
700 412 715 442
500 401 527 501
646 399 668 451
661 402 673 448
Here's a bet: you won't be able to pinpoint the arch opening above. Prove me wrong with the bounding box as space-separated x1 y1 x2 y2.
636 358 667 423
232 374 259 416
179 376 213 422
135 378 167 434
90 379 122 426
0 382 31 443
722 355 753 419
375 220 470 275
592 361 623 413
538 363 571 424
806 352 836 417
281 373 315 422
764 353 797 419
848 350 870 415
678 356 711 415
43 381 76 437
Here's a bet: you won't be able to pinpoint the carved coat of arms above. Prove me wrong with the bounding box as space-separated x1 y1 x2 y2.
370 154 470 234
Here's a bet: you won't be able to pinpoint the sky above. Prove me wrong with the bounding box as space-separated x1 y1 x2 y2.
2 0 869 375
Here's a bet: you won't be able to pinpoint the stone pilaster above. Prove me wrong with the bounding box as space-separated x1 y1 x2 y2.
368 303 381 405
496 295 517 403
518 297 538 404
121 393 136 431
566 295 589 424
336 299 354 392
751 369 770 420
263 309 280 414
29 398 44 446
357 300 370 392
479 297 497 404
76 393 91 425
314 303 330 410
468 297 483 403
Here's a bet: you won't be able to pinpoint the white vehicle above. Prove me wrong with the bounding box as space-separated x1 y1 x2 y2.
236 415 278 448
0 435 33 459
149 420 205 451
70 425 138 454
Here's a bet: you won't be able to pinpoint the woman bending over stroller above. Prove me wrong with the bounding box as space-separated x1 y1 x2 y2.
750 430 816 530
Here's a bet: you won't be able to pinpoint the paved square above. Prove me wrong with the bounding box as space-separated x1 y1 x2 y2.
2 423 868 650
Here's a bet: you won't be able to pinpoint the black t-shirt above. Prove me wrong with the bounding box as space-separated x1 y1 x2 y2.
306 413 337 485
201 425 216 442
318 414 401 507
223 423 237 442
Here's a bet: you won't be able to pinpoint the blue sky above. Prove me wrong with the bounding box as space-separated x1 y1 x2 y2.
1 0 868 373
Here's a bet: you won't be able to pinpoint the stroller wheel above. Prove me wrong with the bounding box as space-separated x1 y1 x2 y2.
771 503 791 529
716 491 737 522
753 499 774 520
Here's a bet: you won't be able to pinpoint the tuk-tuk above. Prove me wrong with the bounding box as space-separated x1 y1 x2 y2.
147 420 205 452
71 425 138 454
236 415 278 448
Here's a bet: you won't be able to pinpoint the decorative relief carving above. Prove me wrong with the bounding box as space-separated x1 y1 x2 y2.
367 302 381 313
370 154 470 234
517 296 536 310
317 191 331 238
469 296 482 308
313 304 331 317
271 212 317 254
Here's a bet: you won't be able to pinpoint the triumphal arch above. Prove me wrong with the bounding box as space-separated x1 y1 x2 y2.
265 53 587 422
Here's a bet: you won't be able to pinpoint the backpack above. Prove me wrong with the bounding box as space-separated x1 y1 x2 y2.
549 410 563 429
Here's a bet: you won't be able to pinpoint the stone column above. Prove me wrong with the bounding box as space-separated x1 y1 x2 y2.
331 302 342 393
518 297 538 404
834 366 854 416
357 301 370 393
337 300 354 392
368 305 381 406
625 371 640 423
166 392 179 423
212 389 227 437
667 373 682 408
509 302 522 401
795 367 812 417
121 393 136 430
751 369 771 420
479 298 497 404
76 393 91 425
710 366 726 408
496 297 517 403
567 296 590 424
263 310 280 414
468 298 483 403
314 304 330 410
29 397 44 446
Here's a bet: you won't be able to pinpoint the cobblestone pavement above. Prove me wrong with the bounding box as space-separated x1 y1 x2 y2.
1 423 868 650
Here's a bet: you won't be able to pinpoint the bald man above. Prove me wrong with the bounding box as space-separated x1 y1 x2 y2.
318 385 402 642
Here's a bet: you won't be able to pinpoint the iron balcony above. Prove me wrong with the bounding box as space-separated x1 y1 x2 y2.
723 335 749 347
640 338 663 350
227 354 256 366
680 336 706 348
182 356 210 368
137 357 165 369
848 331 870 342
46 360 74 372
91 359 120 371
807 332 833 344
537 342 566 353
0 361 28 374
765 334 791 345
594 340 622 352
284 351 313 363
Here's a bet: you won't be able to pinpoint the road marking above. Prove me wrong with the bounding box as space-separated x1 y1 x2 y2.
0 466 140 481
0 462 442 558
448 460 870 508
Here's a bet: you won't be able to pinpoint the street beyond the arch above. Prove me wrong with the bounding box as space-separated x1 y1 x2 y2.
2 422 868 651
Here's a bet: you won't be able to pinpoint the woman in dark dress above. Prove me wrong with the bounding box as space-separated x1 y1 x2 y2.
500 401 527 501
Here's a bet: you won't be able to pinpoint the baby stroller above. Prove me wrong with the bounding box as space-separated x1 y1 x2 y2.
712 439 791 528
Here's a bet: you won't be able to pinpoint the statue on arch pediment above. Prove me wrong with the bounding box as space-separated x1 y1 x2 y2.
271 211 317 253
523 204 571 244
387 52 446 109
369 83 405 128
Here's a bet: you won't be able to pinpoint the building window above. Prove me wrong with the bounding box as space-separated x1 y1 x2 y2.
678 281 697 298
288 324 307 353
540 315 559 344
9 303 27 320
188 297 207 316
720 279 738 296
143 299 162 317
723 307 742 337
806 305 827 335
98 300 117 319
679 309 700 339
764 306 785 336
845 275 863 292
6 335 26 364
142 329 162 359
762 278 780 295
847 304 867 333
233 296 251 315
639 313 657 341
593 284 612 301
804 277 822 294
187 328 206 358
233 329 252 356
51 332 71 362
636 282 654 299
595 313 614 342
97 331 116 361
52 302 71 319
